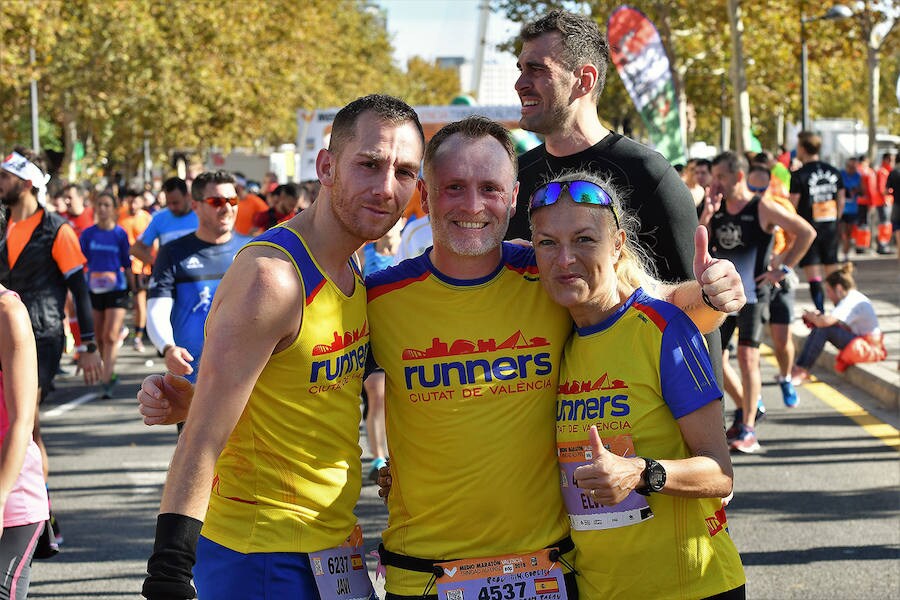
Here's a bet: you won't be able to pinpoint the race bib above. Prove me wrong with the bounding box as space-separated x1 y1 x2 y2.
558 435 653 531
436 548 567 600
812 199 838 222
309 525 375 600
89 271 118 294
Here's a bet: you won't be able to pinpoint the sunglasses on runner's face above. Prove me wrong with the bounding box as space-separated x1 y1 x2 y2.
746 183 768 193
528 180 619 228
202 196 239 208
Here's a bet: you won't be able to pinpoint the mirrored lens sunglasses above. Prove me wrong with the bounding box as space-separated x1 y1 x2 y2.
203 196 239 208
528 180 619 228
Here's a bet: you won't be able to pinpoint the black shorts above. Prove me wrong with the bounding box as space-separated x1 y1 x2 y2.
36 334 65 401
766 279 794 325
89 289 130 311
719 301 767 349
799 221 839 267
839 212 858 225
133 273 151 291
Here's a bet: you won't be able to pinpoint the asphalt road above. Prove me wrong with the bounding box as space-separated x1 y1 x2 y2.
26 342 899 599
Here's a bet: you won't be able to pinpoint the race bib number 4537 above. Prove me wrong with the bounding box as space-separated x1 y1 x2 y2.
436 548 567 600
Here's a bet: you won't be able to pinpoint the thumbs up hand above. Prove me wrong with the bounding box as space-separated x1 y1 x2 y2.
573 426 644 506
693 226 745 314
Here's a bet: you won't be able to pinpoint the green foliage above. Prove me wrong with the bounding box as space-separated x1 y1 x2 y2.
0 0 419 176
388 57 462 105
493 0 899 152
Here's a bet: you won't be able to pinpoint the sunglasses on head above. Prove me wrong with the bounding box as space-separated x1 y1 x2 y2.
202 196 238 208
528 180 619 228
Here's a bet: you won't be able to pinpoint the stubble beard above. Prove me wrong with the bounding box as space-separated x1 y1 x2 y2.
330 170 396 243
432 205 512 257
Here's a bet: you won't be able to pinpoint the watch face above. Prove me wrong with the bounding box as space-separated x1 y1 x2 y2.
648 462 666 490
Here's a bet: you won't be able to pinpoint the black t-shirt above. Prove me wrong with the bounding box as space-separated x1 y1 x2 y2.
510 133 698 283
789 160 844 224
510 133 723 386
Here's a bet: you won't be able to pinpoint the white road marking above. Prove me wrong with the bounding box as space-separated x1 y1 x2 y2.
42 392 98 418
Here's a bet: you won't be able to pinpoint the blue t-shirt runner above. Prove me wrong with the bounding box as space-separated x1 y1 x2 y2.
148 234 243 382
139 208 198 247
80 224 132 293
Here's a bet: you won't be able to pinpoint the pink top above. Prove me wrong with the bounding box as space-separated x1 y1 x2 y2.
0 293 49 527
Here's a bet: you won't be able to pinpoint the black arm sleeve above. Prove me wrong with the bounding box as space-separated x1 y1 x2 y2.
143 513 202 600
64 268 95 341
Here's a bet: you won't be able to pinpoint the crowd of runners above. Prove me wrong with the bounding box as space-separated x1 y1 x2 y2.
0 7 895 600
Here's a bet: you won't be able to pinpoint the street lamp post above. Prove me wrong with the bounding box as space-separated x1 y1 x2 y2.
800 4 853 131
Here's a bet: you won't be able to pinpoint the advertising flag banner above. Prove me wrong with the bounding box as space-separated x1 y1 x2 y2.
607 6 686 164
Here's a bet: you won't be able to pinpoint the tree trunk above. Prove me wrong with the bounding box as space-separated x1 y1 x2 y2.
866 45 879 162
60 92 77 182
727 0 752 157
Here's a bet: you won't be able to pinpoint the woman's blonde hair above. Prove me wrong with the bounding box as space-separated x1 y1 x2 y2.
529 170 659 294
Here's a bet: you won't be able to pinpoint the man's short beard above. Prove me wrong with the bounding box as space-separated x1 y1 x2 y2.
1 184 23 207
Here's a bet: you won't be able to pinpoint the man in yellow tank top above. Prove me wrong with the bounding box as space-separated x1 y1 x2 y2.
141 95 425 600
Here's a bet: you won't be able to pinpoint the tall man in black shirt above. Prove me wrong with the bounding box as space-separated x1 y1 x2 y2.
507 9 743 382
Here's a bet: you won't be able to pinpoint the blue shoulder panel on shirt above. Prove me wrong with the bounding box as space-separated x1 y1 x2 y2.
657 300 722 418
249 227 325 305
365 253 431 301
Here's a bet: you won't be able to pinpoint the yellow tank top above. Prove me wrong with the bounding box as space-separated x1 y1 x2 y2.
366 244 573 597
201 225 368 553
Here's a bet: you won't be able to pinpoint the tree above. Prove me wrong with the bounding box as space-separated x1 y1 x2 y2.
0 0 411 180
388 57 461 105
851 0 898 160
493 0 900 156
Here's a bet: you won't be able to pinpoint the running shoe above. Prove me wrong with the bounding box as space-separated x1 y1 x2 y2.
133 335 145 353
779 379 799 407
50 512 63 546
368 457 387 483
117 326 130 349
100 373 119 400
730 425 760 453
726 409 743 442
726 401 766 441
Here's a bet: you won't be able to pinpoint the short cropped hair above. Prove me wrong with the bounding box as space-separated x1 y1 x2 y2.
273 182 300 199
424 116 516 181
712 151 747 174
520 10 610 99
797 131 822 156
328 94 424 158
162 177 188 195
190 170 236 202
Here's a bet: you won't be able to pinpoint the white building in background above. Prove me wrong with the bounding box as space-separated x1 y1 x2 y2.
458 59 521 106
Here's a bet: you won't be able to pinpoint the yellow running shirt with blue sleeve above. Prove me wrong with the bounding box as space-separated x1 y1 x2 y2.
201 225 368 554
557 287 745 599
366 243 574 597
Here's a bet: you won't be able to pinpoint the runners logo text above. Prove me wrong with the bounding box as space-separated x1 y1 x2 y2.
309 323 369 393
401 331 553 401
557 374 631 430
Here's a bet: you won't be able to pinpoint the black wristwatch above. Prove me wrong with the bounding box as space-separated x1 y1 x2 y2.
635 458 666 496
77 341 98 354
